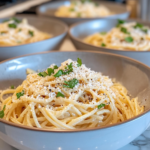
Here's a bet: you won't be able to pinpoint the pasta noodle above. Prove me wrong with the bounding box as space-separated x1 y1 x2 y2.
0 59 144 129
0 17 51 46
55 1 112 18
84 20 150 51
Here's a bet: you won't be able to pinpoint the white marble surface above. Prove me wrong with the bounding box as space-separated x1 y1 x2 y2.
0 38 150 150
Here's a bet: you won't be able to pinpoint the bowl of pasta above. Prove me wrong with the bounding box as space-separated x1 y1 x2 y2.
0 15 68 61
37 0 129 25
0 51 150 150
69 19 150 66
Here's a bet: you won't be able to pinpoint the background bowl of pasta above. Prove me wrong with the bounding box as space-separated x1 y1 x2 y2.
37 0 129 25
0 51 150 150
0 15 68 61
69 19 150 66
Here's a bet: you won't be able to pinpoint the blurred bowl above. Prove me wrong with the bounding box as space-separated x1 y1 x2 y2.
69 19 150 66
37 1 129 25
0 51 150 150
0 15 68 61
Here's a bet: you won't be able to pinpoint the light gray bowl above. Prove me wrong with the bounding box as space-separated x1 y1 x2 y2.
37 0 129 26
0 51 150 150
0 15 68 61
69 19 150 66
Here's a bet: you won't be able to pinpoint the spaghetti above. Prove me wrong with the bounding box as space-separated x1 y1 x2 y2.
0 17 51 46
0 59 144 129
84 20 150 51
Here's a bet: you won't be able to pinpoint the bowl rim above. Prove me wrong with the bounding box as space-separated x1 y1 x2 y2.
69 18 150 53
0 50 150 132
0 14 68 48
36 0 130 20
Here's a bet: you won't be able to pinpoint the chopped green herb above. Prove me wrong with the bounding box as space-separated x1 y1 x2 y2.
10 85 14 89
125 36 134 43
69 8 75 11
53 65 58 69
16 90 24 99
63 62 73 75
81 0 92 3
56 92 65 98
18 28 22 32
47 68 54 76
3 19 9 23
28 30 34 37
120 27 130 34
77 13 81 17
100 32 107 35
101 43 106 47
54 70 64 77
63 78 79 89
0 31 6 35
141 28 148 34
98 103 105 109
116 19 125 27
0 105 6 118
77 58 82 67
134 23 143 29
8 23 17 28
11 17 21 24
38 72 48 77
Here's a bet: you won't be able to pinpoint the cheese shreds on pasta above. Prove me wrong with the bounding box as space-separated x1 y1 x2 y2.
0 59 144 129
55 1 113 18
0 18 51 46
84 21 150 51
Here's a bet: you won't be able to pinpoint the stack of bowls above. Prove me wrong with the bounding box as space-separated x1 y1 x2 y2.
0 1 150 150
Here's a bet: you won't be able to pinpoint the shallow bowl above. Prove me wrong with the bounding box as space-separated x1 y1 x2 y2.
69 19 150 66
0 51 150 150
0 15 68 61
37 1 129 26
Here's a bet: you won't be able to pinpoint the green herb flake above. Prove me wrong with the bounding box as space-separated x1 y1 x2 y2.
100 32 107 35
77 58 82 67
142 28 148 34
120 27 130 34
63 78 79 89
56 92 65 98
18 28 22 32
116 19 125 27
0 105 6 118
77 13 81 17
134 23 143 29
98 103 105 109
38 72 48 77
11 17 22 24
47 68 54 76
101 43 106 47
53 65 58 69
54 70 64 77
16 90 24 99
125 36 134 43
63 62 73 75
28 30 34 37
8 23 17 28
10 85 14 89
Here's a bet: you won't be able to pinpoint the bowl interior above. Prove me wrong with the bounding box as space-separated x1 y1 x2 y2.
38 0 128 18
1 15 67 37
0 51 150 113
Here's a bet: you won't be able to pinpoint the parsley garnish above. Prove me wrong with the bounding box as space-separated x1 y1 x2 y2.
125 36 134 43
12 17 21 24
10 85 14 89
98 103 105 109
38 72 48 77
63 62 73 75
0 105 6 118
141 28 148 34
8 23 17 28
56 92 65 98
16 90 24 99
63 78 79 89
29 30 34 37
116 19 125 27
134 23 143 29
18 28 22 32
53 65 58 69
47 68 54 76
120 27 130 34
54 70 64 77
81 0 92 3
100 32 107 35
101 43 106 47
0 31 6 35
77 58 82 67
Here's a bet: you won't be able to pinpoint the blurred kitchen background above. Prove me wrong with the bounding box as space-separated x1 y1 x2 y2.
0 0 149 21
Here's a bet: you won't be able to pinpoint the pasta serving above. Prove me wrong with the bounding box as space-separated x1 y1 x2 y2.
55 0 112 18
0 58 144 129
84 20 150 51
0 17 51 46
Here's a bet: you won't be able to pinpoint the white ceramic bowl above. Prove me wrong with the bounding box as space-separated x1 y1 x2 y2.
0 51 150 150
0 15 68 61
